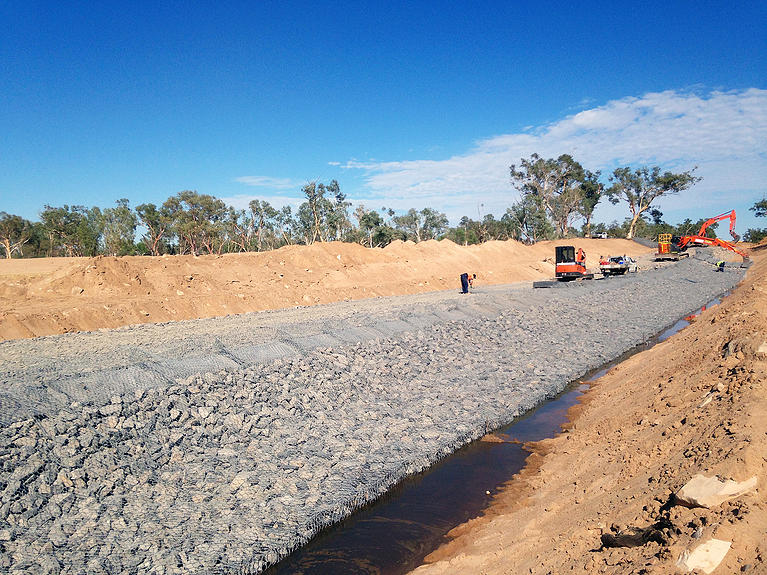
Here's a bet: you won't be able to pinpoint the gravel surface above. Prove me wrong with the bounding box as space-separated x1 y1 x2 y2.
0 252 747 574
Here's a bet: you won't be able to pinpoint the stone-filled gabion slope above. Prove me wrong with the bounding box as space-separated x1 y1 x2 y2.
0 255 746 574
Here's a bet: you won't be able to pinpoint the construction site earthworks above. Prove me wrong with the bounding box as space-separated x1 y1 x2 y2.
0 237 764 575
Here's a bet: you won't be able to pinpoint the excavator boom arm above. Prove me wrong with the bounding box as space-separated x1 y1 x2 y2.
677 235 749 259
697 210 739 242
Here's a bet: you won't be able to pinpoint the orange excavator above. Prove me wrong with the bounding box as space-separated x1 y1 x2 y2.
656 210 749 261
555 245 593 280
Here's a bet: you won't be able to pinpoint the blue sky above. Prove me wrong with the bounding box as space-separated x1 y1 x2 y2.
1 1 766 232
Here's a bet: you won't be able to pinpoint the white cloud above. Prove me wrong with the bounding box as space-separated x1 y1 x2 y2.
343 88 767 225
234 176 298 189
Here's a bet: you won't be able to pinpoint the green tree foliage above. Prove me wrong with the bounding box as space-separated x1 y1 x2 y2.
602 210 723 242
751 198 767 218
275 206 296 246
744 228 767 243
578 170 603 237
10 157 729 258
249 199 278 251
675 217 718 238
356 207 384 248
224 208 253 253
136 203 172 256
163 191 228 255
502 194 554 243
446 214 520 245
298 180 349 243
510 153 588 237
24 222 49 258
393 208 449 242
326 181 353 242
606 165 701 239
39 205 103 257
746 199 767 244
102 199 137 256
0 212 32 258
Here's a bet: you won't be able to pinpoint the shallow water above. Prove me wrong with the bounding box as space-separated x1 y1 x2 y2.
263 294 726 575
264 382 588 575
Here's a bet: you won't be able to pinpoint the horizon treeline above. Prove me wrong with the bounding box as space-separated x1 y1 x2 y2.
1 155 764 259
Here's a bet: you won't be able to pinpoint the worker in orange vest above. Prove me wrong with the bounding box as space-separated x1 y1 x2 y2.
576 248 586 268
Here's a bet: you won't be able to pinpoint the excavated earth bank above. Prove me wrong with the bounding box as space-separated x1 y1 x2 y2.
0 253 746 574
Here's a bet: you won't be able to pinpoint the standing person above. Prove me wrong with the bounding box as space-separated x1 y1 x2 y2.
576 248 586 267
460 272 469 293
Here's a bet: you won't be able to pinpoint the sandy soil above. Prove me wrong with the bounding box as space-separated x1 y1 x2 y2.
410 248 766 574
0 238 652 341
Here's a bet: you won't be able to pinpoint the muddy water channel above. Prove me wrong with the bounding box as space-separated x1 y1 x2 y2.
264 296 724 575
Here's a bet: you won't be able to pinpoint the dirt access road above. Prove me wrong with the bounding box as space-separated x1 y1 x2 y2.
0 238 654 341
411 248 766 574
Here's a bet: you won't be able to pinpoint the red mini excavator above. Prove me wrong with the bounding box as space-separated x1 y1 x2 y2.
656 210 749 260
555 245 593 280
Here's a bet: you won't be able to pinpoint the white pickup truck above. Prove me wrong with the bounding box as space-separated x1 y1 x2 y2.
599 256 638 276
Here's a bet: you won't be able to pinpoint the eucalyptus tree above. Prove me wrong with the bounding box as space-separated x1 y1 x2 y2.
510 153 587 237
163 191 228 255
300 181 331 243
136 203 172 256
751 198 767 218
578 170 604 238
607 165 700 239
0 212 32 258
102 199 137 255
503 194 554 244
393 208 449 242
274 206 296 246
224 208 253 253
326 181 353 241
39 204 102 257
248 199 278 251
358 208 382 248
747 199 767 243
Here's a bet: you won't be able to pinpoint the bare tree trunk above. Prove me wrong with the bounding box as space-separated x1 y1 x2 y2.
151 230 164 256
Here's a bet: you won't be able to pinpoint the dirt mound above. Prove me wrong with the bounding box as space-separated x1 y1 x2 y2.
49 256 149 297
0 239 653 341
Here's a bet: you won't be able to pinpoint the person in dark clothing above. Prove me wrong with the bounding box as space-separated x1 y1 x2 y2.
460 273 476 293
460 272 469 293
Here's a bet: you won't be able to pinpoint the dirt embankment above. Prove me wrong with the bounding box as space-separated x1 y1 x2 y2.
0 239 651 341
410 248 766 574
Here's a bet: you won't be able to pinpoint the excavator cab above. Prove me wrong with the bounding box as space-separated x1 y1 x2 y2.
656 234 687 260
555 245 592 280
556 245 575 265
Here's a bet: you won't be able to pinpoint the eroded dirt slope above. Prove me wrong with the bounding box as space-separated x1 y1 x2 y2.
0 238 651 341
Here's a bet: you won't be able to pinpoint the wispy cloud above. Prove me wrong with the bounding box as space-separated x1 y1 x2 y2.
234 176 298 189
343 88 767 223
